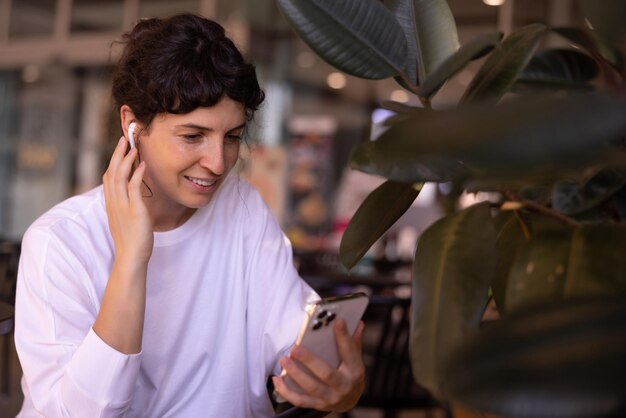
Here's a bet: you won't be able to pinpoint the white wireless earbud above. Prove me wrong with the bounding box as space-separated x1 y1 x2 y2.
128 122 137 149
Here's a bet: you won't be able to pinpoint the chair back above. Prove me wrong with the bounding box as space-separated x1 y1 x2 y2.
273 407 330 418
359 295 438 410
0 239 20 304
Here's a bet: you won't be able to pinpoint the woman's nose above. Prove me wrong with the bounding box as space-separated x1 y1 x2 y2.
198 140 225 175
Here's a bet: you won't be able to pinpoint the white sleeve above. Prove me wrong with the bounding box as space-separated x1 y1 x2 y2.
243 194 319 382
15 227 141 417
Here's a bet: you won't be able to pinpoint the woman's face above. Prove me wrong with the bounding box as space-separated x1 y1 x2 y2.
137 97 246 216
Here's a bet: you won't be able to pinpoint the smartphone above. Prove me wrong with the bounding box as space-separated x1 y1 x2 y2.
128 122 137 149
277 292 369 398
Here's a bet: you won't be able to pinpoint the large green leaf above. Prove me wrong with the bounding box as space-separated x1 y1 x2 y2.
350 93 626 183
389 0 459 87
505 224 626 312
350 138 470 183
553 169 626 215
461 23 548 104
444 298 626 417
552 26 624 71
515 49 599 90
339 180 422 270
491 211 528 313
350 104 476 183
419 32 503 99
277 0 408 79
389 0 418 89
410 202 495 398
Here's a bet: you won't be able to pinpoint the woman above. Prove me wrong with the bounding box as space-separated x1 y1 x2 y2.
14 14 364 417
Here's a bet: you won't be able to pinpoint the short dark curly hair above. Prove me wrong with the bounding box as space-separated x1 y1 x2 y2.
112 14 265 128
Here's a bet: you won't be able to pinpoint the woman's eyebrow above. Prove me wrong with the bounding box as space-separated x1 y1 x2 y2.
175 122 246 132
227 123 246 132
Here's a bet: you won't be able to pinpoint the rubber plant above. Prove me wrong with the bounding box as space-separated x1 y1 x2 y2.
276 0 626 417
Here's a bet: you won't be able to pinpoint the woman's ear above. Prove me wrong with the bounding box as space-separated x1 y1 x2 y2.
120 105 137 140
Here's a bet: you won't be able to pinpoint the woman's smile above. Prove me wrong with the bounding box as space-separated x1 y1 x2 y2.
184 175 220 191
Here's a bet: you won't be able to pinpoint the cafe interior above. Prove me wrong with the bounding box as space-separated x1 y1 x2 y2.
1 0 625 417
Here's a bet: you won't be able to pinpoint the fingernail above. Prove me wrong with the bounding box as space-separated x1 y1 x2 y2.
118 137 125 145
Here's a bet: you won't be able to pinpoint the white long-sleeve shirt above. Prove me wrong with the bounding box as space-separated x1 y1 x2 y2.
15 176 318 417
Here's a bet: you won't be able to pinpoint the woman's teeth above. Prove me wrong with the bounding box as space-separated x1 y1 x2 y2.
187 176 216 187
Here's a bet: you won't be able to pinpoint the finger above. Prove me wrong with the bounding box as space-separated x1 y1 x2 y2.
118 147 138 182
353 321 365 352
106 138 135 204
128 161 146 207
334 319 361 370
108 137 129 172
103 137 126 209
272 376 327 411
103 137 126 188
288 347 345 391
110 147 138 204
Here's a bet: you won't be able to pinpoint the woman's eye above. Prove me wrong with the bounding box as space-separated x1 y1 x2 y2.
183 134 202 141
226 134 242 143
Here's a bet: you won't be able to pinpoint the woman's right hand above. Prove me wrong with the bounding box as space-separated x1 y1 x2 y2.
95 136 152 354
103 137 153 265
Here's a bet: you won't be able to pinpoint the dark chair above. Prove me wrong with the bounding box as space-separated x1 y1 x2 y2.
0 239 20 397
0 299 15 397
268 376 330 418
273 406 330 418
344 294 449 418
0 239 20 304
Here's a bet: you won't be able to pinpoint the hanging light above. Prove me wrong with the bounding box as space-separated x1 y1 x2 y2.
390 89 409 103
326 72 347 89
483 0 506 6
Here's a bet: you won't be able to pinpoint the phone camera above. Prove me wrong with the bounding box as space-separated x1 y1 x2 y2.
313 309 336 329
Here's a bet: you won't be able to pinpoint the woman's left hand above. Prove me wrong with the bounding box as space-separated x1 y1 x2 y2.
273 320 366 412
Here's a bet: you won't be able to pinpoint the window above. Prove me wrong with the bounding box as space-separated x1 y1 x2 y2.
71 0 125 34
8 0 56 39
139 0 199 19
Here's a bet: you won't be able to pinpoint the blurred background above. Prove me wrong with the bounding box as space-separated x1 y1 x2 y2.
0 1 587 417
0 0 577 244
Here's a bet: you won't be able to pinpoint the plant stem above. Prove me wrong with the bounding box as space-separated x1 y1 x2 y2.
521 200 578 226
398 71 419 96
513 210 531 240
501 191 578 227
396 70 433 109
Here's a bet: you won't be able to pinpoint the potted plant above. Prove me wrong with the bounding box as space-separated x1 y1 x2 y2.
276 0 626 417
